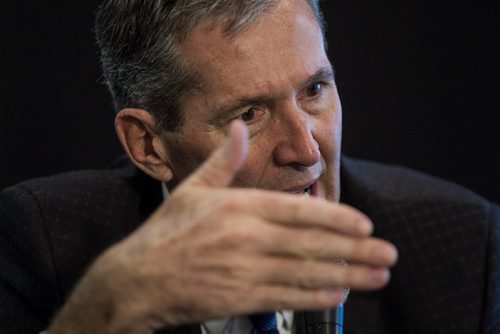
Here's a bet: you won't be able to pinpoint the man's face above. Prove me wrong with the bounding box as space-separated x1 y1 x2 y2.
163 0 342 201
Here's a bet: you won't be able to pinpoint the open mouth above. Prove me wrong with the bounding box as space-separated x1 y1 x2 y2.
303 185 312 196
286 178 319 197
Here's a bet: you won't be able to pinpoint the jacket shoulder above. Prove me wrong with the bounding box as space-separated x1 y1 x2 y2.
3 156 161 223
340 156 487 206
0 157 162 301
7 156 138 199
341 157 498 333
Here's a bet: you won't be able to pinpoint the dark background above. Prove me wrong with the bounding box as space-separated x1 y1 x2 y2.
0 1 498 202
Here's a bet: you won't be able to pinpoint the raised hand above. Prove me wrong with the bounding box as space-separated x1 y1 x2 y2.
49 121 397 333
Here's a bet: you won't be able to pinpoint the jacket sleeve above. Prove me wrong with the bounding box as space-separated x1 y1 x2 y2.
0 185 62 333
482 202 500 333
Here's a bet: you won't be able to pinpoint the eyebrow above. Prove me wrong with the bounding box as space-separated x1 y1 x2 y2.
209 66 335 124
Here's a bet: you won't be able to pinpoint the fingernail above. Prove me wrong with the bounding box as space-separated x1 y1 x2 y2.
371 268 390 284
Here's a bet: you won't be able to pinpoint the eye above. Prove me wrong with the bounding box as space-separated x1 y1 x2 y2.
240 108 257 122
305 82 323 97
238 107 264 125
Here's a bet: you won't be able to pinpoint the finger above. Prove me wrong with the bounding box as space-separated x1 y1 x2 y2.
259 225 398 267
214 213 396 267
246 256 390 291
185 120 248 188
246 191 373 236
197 208 395 266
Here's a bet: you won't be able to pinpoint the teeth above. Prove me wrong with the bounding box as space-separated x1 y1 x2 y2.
303 187 311 197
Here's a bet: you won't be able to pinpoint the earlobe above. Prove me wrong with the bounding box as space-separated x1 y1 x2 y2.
115 108 174 182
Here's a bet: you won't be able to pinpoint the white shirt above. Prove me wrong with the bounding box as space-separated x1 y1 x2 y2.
202 311 294 334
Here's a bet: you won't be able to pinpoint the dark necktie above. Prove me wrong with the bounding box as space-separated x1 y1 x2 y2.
248 312 279 334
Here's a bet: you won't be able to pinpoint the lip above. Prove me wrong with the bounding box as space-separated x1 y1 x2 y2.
283 177 319 194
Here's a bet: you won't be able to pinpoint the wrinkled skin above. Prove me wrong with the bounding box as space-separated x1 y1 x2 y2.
163 0 341 202
49 1 398 333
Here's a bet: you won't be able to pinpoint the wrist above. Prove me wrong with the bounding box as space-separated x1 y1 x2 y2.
48 245 151 334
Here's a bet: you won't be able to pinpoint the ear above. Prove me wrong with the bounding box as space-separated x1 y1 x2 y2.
115 108 174 182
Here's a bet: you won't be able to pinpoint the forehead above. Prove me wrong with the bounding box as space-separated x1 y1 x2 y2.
180 0 329 115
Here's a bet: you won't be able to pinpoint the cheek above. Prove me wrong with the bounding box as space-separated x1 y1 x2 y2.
315 108 342 158
168 133 220 182
231 137 275 188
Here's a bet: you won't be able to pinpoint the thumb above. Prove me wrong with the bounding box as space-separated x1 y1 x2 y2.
185 120 249 188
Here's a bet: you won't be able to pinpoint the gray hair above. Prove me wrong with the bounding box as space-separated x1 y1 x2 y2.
95 0 326 131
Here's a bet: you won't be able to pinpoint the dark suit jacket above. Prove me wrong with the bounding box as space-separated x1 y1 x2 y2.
0 156 498 334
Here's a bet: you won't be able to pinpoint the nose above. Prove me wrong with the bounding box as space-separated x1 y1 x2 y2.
272 104 320 168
